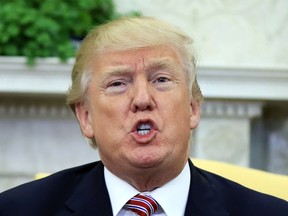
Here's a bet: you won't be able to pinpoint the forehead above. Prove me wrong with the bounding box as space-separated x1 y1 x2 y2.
90 46 182 72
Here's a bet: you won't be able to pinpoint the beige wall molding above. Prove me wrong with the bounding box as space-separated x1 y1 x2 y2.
198 66 288 101
0 100 73 119
201 101 263 118
0 57 73 95
1 57 288 101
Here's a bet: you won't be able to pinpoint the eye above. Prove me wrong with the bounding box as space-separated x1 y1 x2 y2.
153 76 171 83
104 78 129 95
108 81 126 87
151 73 175 91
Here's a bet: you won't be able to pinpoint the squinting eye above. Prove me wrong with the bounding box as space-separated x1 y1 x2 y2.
109 81 125 87
154 77 171 83
105 80 128 94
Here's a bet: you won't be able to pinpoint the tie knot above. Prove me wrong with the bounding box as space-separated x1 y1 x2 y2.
125 193 158 216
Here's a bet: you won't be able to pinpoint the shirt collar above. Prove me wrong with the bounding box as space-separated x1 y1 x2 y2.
104 161 190 216
149 161 190 215
104 167 139 215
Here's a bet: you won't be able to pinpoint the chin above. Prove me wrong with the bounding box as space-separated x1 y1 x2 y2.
130 153 165 169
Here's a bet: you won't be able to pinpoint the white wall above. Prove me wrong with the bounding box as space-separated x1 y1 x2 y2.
115 0 288 69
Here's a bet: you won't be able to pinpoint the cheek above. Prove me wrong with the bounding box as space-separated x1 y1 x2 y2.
91 98 129 136
162 91 191 118
162 95 192 135
93 96 126 117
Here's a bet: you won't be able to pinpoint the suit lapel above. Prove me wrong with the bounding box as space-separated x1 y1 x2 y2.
185 159 229 216
60 159 229 216
64 161 113 216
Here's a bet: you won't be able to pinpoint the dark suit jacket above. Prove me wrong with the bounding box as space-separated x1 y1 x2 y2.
0 160 287 215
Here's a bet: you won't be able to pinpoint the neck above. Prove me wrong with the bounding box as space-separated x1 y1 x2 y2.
109 159 188 192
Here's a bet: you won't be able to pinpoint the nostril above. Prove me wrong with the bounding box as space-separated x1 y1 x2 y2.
131 99 153 112
133 103 156 113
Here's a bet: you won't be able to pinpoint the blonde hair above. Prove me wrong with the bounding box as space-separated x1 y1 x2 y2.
67 16 203 112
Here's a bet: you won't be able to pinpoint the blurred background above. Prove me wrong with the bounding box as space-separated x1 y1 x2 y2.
1 0 288 192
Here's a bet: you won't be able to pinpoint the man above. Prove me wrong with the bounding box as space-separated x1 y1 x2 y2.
0 16 287 216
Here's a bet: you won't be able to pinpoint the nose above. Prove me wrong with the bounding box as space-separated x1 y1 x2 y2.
131 80 155 112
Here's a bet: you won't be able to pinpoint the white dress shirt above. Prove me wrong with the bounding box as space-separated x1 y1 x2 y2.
104 161 191 216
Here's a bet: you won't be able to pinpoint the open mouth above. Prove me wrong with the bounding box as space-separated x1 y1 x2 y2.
137 123 152 135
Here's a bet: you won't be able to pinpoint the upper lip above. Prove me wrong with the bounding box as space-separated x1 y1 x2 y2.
131 118 158 133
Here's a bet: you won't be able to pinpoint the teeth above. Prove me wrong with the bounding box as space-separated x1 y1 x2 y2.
138 130 150 135
138 124 151 130
137 123 152 135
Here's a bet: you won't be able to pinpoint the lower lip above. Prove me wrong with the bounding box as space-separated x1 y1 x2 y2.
131 129 157 144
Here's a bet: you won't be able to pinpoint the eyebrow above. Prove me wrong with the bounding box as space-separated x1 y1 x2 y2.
144 57 178 73
101 64 134 81
100 56 179 83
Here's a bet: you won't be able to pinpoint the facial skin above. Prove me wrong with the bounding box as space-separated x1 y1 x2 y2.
75 45 200 191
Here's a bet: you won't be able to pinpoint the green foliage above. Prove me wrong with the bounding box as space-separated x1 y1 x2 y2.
0 0 138 65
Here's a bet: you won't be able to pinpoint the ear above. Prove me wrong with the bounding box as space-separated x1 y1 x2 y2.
75 102 94 138
189 99 201 129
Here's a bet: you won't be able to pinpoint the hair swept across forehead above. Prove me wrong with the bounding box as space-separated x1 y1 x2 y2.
67 16 203 113
85 16 192 52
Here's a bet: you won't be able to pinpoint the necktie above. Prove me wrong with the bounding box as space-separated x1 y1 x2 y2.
125 193 158 216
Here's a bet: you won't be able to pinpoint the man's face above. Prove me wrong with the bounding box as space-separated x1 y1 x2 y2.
76 45 200 178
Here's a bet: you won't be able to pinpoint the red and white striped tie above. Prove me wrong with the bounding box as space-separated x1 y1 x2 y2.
125 194 158 216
